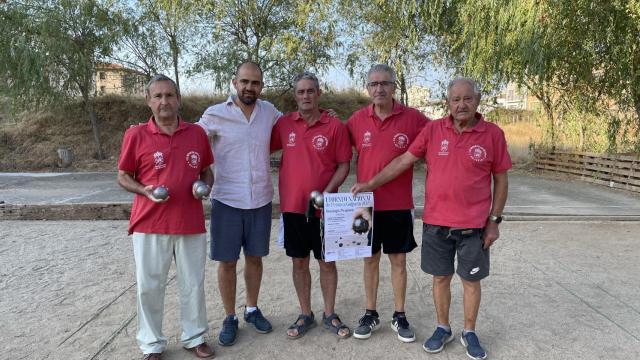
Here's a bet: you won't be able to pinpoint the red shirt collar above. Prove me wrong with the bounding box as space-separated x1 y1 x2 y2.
367 100 404 118
147 116 187 134
444 112 487 132
293 109 330 125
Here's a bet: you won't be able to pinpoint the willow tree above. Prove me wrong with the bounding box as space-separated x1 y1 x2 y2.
0 0 124 159
193 0 338 91
422 0 640 149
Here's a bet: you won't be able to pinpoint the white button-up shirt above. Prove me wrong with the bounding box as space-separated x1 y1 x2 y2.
197 96 282 209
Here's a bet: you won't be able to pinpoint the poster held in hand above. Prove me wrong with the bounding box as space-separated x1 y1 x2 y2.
323 192 374 261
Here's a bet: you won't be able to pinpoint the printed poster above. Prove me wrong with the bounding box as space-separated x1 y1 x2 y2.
323 192 374 261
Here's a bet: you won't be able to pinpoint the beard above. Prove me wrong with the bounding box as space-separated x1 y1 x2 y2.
237 92 257 105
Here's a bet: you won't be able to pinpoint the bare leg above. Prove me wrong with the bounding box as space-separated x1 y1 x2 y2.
363 251 382 310
288 256 312 337
218 260 238 315
318 259 349 337
461 278 482 331
432 274 453 326
244 255 263 307
388 253 407 312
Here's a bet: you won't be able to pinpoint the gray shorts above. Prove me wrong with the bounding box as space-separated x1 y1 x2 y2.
421 223 490 281
210 199 272 261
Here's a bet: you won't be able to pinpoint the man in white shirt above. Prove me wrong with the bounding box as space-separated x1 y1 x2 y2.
197 62 281 346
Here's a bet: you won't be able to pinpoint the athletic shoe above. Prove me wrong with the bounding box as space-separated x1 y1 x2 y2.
390 313 415 342
218 315 238 346
353 311 381 339
460 331 487 359
423 326 454 353
244 307 273 333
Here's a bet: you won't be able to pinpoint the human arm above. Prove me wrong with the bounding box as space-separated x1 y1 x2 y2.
350 151 420 195
117 170 167 203
483 171 509 249
323 161 350 193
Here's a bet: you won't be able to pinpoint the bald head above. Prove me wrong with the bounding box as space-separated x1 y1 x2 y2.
235 61 263 80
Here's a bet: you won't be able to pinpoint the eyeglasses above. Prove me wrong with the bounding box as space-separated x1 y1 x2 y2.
367 81 395 88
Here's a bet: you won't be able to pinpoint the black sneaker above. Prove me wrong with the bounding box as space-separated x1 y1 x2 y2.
391 313 415 343
353 311 381 339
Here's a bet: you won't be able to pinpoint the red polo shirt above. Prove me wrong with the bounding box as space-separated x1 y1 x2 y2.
347 101 429 210
408 113 512 228
118 117 214 235
271 110 352 214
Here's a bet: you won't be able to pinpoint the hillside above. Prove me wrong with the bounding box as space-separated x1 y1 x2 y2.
0 90 370 171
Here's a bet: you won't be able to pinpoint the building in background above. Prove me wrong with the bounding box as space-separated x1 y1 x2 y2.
495 82 541 112
94 63 147 96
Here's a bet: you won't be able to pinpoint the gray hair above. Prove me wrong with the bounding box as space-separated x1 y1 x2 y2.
447 77 481 100
145 74 180 97
293 71 320 91
367 64 397 83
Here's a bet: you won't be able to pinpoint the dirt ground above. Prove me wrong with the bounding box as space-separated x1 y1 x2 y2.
2 220 640 360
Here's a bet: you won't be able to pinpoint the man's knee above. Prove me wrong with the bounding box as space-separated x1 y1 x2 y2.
388 253 407 268
292 257 310 273
219 260 238 271
318 260 336 274
433 274 453 287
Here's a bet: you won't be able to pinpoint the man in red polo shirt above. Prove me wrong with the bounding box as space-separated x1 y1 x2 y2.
351 77 511 360
347 64 429 343
271 71 352 339
117 75 215 360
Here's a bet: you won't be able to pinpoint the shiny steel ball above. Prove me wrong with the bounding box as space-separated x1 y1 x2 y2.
152 186 169 200
352 216 369 234
192 180 210 198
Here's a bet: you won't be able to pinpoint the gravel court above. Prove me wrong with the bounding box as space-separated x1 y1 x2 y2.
2 220 640 360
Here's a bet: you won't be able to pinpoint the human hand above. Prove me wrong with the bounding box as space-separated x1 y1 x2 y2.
482 221 500 249
144 185 169 203
350 182 372 196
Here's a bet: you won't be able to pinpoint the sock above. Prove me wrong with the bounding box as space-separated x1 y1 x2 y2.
438 324 451 332
246 306 257 313
392 311 406 318
365 309 379 318
463 329 475 335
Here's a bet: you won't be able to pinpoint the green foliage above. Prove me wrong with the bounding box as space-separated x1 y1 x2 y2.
192 0 337 90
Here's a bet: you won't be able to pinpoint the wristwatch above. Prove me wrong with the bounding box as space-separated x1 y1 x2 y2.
488 215 503 224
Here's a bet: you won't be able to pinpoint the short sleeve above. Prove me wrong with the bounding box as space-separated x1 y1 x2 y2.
407 122 431 159
118 128 138 173
334 122 353 163
491 128 512 173
270 117 284 152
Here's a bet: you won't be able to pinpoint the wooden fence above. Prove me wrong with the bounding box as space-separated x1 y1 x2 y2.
534 151 640 193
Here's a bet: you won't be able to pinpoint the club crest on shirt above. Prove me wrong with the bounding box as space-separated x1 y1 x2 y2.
186 151 201 168
393 133 409 149
287 131 296 147
362 131 372 147
468 145 487 162
312 135 329 150
153 151 166 169
439 139 449 156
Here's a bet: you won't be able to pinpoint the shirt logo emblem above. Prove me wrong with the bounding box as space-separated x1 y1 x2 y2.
439 139 449 156
186 151 201 168
468 145 487 162
287 132 296 147
312 135 329 150
393 133 409 149
153 151 166 169
362 131 372 147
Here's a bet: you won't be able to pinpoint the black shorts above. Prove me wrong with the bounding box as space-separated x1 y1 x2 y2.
369 210 417 254
420 223 490 281
282 212 324 260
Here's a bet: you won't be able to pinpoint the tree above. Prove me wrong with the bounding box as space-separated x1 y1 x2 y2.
422 0 640 149
193 0 337 91
137 0 198 90
338 0 433 105
0 0 124 159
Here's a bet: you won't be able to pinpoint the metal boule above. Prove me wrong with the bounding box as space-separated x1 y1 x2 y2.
313 193 324 208
352 216 369 234
193 180 210 199
152 186 169 200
